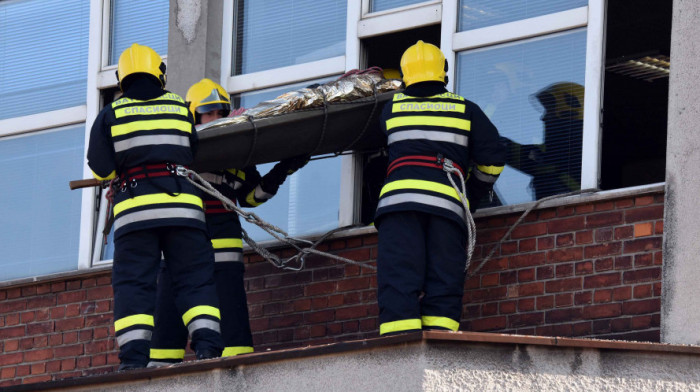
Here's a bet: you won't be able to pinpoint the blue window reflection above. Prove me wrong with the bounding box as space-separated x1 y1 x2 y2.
458 0 587 31
233 0 346 75
370 0 428 13
0 126 85 281
456 29 587 206
233 77 342 242
109 0 169 64
0 0 89 120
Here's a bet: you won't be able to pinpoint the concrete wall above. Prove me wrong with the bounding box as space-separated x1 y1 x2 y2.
662 0 700 345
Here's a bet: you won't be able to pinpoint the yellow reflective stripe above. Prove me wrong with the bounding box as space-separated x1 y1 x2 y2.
393 92 463 101
222 346 254 357
386 116 470 131
114 105 188 118
114 314 154 332
114 193 203 216
392 102 465 113
150 348 185 360
245 189 263 207
379 319 422 335
225 168 245 180
111 119 192 137
379 179 460 202
92 169 116 181
211 238 243 249
182 305 221 326
421 316 460 331
476 164 504 175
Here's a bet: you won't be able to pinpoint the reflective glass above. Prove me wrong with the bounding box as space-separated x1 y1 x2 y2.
370 0 428 13
0 126 85 282
0 0 89 120
458 0 587 31
109 0 169 64
233 0 346 74
233 78 342 242
456 29 587 206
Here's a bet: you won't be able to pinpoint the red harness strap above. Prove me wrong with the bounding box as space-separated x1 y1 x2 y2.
203 199 237 214
387 155 464 177
124 163 186 180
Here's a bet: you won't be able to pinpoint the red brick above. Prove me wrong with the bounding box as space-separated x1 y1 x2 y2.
337 248 370 262
555 293 573 307
587 211 623 228
508 312 544 327
622 299 660 315
517 269 535 282
624 237 662 253
0 300 27 314
556 234 574 247
555 264 574 277
85 339 113 355
482 302 498 316
54 344 84 358
611 318 630 332
613 286 632 301
86 286 113 301
0 352 23 366
625 205 663 223
595 228 613 242
634 253 654 267
630 315 653 329
269 314 303 328
513 282 544 297
594 201 614 211
546 308 583 323
537 323 574 337
0 326 25 339
337 277 370 292
548 216 585 234
26 321 54 336
548 248 583 263
55 318 84 332
573 321 592 336
471 316 507 331
519 238 537 253
518 298 535 312
556 206 575 217
585 243 622 258
536 296 554 310
574 291 592 305
583 272 621 289
623 268 661 284
615 198 635 209
615 226 634 240
499 301 517 314
615 256 633 270
655 221 664 235
593 289 612 303
1 367 15 378
594 258 613 272
583 303 621 319
481 273 499 287
576 230 593 245
536 266 554 280
538 236 554 250
471 287 508 302
545 277 582 293
305 282 337 296
23 348 53 362
575 261 593 275
633 284 653 299
511 222 548 239
509 252 546 268
336 305 370 320
304 310 335 324
499 271 517 285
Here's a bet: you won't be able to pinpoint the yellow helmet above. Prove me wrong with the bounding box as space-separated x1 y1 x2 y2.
534 82 585 121
185 78 231 119
400 40 446 87
116 43 166 91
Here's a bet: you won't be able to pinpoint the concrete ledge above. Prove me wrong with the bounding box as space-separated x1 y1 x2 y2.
8 330 700 391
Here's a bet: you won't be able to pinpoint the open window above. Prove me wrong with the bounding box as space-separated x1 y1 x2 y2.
358 24 441 225
599 0 672 190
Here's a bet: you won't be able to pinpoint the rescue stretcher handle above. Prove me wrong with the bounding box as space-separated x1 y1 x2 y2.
69 178 105 190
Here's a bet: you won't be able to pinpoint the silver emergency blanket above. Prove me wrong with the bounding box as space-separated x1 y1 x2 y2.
200 71 403 130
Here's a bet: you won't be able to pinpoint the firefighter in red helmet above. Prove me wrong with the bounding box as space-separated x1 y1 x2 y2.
374 41 506 335
87 44 223 370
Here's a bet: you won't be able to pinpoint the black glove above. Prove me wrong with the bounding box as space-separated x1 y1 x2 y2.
278 155 309 175
260 155 309 194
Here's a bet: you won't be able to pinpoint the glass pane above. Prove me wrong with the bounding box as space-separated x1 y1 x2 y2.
232 77 342 242
0 126 85 282
0 0 89 120
458 0 587 31
456 29 587 206
109 0 169 64
370 0 428 13
233 0 346 75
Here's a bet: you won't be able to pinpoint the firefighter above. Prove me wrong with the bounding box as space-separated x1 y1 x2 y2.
501 82 584 200
148 78 308 366
87 44 224 370
374 41 506 335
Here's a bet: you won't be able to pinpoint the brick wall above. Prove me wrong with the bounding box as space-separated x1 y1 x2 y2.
0 191 664 387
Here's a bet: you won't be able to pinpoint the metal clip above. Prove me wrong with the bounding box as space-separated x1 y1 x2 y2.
175 165 189 177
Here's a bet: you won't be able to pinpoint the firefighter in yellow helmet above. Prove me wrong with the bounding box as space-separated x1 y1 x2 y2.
374 41 506 335
148 78 308 366
87 44 224 371
501 82 584 200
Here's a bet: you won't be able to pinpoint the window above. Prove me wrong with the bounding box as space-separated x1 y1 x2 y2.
458 0 587 32
456 30 587 206
0 126 85 282
108 0 169 65
0 0 90 120
233 0 346 75
233 78 342 242
369 0 431 13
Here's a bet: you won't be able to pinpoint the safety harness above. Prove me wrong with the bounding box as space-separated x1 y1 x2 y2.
386 154 464 177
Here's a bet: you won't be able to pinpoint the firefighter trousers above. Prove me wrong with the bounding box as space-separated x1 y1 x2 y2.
150 259 253 365
112 226 223 366
376 210 467 335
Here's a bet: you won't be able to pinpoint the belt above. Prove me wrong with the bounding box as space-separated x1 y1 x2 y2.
118 163 189 192
204 199 237 214
387 154 464 177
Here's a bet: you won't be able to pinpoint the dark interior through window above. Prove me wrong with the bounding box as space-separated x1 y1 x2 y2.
600 0 672 189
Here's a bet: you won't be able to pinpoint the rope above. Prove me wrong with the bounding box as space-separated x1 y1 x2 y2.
442 158 477 272
243 115 259 168
181 168 377 272
309 93 329 156
465 188 599 280
336 83 380 156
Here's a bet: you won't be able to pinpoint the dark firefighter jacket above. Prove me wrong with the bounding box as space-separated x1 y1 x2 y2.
375 82 506 231
87 77 205 239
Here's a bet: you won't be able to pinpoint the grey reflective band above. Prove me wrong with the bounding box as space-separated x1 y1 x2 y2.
114 135 190 152
378 193 466 222
187 318 221 335
214 252 244 262
116 329 152 347
254 185 274 201
114 208 205 231
388 129 468 146
472 168 498 183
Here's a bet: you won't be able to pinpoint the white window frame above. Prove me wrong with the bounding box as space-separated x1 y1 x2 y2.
449 1 606 193
362 0 440 18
